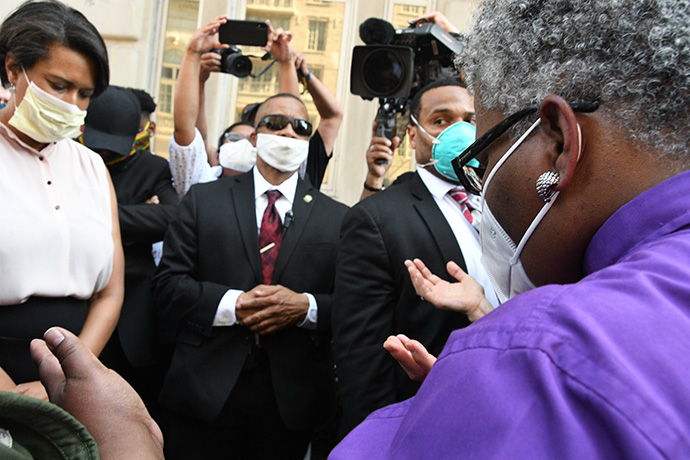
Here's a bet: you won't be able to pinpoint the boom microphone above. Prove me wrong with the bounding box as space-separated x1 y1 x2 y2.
359 17 395 45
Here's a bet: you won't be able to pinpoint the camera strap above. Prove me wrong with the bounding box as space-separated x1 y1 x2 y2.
244 53 276 79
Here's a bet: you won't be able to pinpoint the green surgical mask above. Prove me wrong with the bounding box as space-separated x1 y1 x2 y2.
411 114 479 182
9 71 86 144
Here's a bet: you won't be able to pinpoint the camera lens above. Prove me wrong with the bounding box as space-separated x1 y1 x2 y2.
362 49 405 97
224 54 252 78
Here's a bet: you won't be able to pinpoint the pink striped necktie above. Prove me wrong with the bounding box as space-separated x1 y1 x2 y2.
448 188 474 224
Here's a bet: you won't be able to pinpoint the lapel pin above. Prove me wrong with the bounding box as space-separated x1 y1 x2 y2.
304 194 313 203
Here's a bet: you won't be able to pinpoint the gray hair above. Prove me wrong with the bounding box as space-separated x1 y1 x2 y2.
459 0 690 159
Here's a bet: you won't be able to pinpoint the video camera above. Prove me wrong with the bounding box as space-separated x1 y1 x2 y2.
351 18 464 101
350 18 465 147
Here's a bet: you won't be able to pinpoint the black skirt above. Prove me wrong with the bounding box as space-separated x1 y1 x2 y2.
0 296 88 383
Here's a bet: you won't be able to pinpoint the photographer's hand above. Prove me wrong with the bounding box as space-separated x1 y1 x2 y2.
361 121 399 200
263 20 293 62
174 16 228 147
294 51 308 76
188 15 228 55
409 12 460 34
199 50 221 83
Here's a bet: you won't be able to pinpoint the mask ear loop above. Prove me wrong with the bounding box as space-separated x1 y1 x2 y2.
410 113 441 167
509 122 582 265
10 69 30 112
480 118 542 210
409 114 441 145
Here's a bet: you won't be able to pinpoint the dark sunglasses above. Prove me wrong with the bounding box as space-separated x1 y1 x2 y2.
451 100 599 195
222 132 251 143
257 114 313 137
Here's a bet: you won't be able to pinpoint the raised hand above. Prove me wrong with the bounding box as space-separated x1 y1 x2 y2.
200 50 222 82
383 334 437 382
405 258 494 322
262 20 293 62
409 11 460 34
188 15 228 55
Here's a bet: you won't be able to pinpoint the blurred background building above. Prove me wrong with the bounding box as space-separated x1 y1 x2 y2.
0 0 480 205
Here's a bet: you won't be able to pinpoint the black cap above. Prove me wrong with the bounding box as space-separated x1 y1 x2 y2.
83 85 141 157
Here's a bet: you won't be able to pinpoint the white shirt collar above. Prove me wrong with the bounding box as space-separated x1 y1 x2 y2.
417 167 482 211
417 166 457 199
253 166 298 205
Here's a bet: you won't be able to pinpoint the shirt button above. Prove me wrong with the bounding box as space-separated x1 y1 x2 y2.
39 156 44 161
55 205 60 210
221 318 227 324
47 181 52 185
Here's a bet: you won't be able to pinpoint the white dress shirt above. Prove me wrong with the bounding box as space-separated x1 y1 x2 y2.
213 166 318 328
417 167 500 307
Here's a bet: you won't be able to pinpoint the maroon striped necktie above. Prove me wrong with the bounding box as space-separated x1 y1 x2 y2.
448 188 474 224
259 190 283 284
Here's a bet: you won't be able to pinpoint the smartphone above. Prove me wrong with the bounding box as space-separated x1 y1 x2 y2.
219 20 269 46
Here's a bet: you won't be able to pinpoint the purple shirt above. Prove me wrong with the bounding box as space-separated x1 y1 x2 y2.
330 171 690 459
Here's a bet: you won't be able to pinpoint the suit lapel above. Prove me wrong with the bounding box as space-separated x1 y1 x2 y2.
272 178 315 283
231 173 263 284
410 173 468 273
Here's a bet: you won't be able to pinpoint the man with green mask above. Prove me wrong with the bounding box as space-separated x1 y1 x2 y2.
81 85 178 425
333 78 498 438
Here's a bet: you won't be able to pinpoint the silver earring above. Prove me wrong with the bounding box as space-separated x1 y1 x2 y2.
536 171 560 202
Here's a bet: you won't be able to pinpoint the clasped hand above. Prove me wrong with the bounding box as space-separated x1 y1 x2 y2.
236 285 309 335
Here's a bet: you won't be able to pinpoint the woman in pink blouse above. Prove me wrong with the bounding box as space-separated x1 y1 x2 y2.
0 1 123 400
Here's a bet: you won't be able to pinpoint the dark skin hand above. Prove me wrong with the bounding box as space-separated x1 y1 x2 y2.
236 284 309 335
30 327 164 460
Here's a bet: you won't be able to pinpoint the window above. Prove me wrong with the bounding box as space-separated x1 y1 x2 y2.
307 20 327 52
159 82 173 114
237 62 279 94
402 5 425 14
154 0 199 157
308 65 323 82
392 3 427 29
247 0 293 6
159 59 180 114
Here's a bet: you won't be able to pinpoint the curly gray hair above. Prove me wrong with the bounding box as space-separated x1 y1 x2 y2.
460 0 690 159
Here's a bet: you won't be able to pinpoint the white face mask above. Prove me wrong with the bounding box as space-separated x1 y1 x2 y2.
9 71 87 144
256 133 309 173
218 138 257 172
479 118 581 303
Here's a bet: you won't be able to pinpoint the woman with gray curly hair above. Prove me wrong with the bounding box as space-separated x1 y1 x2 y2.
330 0 690 458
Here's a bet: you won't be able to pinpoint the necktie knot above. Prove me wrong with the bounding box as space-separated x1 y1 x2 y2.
265 189 281 206
448 188 474 224
448 188 469 205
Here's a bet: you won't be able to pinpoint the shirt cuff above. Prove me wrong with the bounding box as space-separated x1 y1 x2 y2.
297 293 318 330
213 289 243 326
210 165 223 179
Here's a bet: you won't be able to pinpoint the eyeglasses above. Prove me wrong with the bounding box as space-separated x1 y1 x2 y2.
451 100 599 195
257 114 313 137
222 132 251 143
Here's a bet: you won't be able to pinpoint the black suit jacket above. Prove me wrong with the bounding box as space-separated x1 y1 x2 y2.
333 172 472 436
152 171 348 430
108 151 178 367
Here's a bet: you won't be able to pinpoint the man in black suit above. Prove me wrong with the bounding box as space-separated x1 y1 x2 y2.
81 85 178 422
333 79 499 437
152 17 348 460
